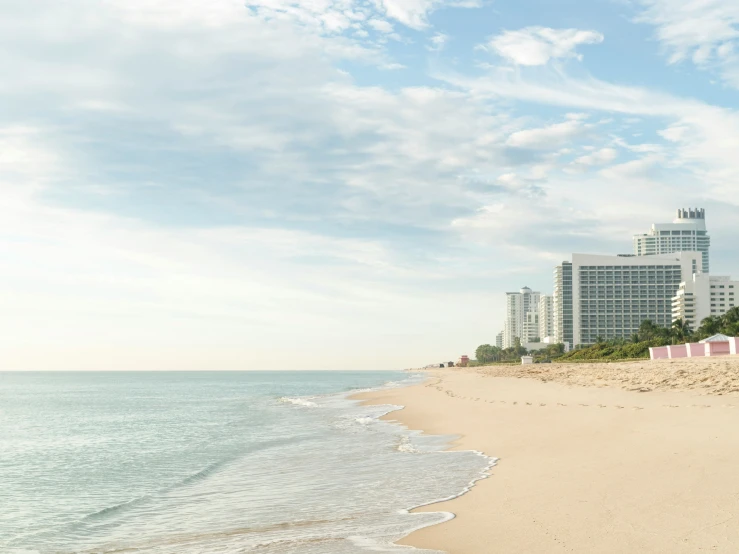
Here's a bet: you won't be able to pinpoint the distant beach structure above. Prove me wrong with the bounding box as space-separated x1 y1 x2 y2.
650 334 739 359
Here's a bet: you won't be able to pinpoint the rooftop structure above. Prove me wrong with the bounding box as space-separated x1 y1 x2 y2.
633 208 710 273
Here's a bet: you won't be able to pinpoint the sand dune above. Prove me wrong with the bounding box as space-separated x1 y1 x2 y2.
356 359 739 553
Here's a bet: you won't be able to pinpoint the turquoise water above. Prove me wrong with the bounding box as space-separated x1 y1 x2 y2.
1 371 491 553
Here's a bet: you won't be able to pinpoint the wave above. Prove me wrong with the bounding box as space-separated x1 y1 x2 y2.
396 437 419 454
74 436 311 528
279 397 318 407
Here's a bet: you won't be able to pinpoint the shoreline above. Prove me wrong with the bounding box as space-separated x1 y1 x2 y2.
356 358 739 553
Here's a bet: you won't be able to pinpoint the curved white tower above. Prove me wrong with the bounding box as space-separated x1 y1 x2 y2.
633 208 710 274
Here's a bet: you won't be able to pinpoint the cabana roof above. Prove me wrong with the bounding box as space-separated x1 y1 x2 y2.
699 333 732 343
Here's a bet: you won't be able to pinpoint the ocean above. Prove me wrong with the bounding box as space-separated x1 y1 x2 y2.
1 371 492 553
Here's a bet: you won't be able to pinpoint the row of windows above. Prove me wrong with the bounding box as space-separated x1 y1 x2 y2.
580 266 681 271
581 276 680 280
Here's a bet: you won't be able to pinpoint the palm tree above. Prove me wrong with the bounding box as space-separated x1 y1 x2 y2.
722 307 739 327
671 319 691 344
697 315 722 339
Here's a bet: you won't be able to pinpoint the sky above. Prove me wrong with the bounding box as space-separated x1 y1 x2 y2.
2 0 739 371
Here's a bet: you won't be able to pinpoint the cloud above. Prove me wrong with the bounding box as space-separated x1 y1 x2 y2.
634 0 739 64
428 32 449 51
658 124 689 142
634 0 739 86
599 155 662 179
573 147 618 166
368 18 394 33
485 26 604 66
506 115 591 149
373 0 481 30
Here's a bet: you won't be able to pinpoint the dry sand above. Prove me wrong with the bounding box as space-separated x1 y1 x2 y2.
356 357 739 553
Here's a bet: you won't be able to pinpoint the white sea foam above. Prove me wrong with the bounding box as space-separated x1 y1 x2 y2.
396 437 419 454
279 397 318 408
354 417 375 425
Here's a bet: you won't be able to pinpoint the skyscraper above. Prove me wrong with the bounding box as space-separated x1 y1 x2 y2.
553 263 573 347
502 287 541 349
633 208 710 273
538 295 554 341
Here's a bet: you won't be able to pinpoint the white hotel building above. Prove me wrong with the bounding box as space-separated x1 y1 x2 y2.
633 208 710 273
672 274 739 329
556 251 701 347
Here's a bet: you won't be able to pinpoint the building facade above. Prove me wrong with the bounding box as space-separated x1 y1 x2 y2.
553 262 573 347
523 311 540 343
559 252 701 347
495 331 503 349
502 287 541 349
633 208 710 273
538 295 554 341
672 274 739 330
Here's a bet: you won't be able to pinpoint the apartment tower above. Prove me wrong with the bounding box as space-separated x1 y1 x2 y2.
502 287 541 349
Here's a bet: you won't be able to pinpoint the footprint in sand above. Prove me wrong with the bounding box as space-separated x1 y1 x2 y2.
526 402 532 406
615 406 624 409
579 404 589 407
598 404 607 408
557 403 567 407
633 407 644 410
539 403 546 407
513 401 518 405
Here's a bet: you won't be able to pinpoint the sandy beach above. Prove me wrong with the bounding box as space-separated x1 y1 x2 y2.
356 357 739 553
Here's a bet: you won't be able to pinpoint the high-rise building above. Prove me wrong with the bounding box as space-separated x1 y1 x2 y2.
553 263 573 347
633 208 710 273
672 274 739 330
557 252 700 346
502 287 541 348
523 311 540 343
495 331 503 349
538 295 554 341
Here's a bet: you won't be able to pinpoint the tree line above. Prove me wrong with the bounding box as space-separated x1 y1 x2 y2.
474 307 739 364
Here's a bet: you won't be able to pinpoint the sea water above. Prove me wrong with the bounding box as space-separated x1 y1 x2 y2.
0 371 492 553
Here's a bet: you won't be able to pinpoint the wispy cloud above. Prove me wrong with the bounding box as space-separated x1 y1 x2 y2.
483 27 604 66
634 0 739 86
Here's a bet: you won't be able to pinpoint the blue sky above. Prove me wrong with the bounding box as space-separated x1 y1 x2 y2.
2 0 739 370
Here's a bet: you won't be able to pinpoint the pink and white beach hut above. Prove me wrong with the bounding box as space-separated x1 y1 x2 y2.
699 334 734 357
650 334 739 360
